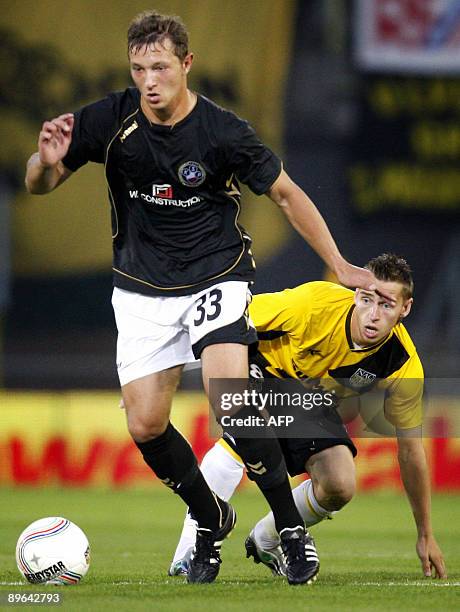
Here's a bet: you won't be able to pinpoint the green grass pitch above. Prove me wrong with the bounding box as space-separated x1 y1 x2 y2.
0 487 458 611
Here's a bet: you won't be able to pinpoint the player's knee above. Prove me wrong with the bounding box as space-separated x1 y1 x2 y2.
322 474 356 510
127 414 168 442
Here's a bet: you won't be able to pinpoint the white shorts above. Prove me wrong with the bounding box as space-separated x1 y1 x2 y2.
112 281 255 386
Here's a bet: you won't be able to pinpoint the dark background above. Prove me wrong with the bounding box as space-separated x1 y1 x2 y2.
1 1 459 389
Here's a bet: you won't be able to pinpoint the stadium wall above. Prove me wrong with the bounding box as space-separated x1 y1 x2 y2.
1 391 459 491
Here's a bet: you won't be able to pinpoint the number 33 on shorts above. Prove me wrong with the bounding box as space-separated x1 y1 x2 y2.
193 288 223 326
188 281 252 342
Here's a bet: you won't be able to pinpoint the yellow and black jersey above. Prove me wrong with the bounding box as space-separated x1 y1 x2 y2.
248 281 423 430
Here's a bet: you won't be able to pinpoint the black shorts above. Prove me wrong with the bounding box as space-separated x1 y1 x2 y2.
277 436 357 477
223 430 356 478
225 350 358 476
193 315 257 358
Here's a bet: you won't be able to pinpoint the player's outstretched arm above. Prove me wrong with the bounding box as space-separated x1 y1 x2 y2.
25 113 74 194
397 434 447 578
267 170 387 294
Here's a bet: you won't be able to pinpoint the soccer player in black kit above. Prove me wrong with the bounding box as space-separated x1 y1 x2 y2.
25 10 390 584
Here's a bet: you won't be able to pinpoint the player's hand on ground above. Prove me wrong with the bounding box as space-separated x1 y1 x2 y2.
38 113 74 167
416 534 447 578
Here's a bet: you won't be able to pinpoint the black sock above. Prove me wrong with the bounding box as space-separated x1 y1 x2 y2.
260 475 303 533
233 435 303 533
135 423 222 530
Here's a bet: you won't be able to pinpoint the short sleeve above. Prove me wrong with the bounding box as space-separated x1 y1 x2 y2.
63 96 116 172
250 284 314 336
384 353 424 429
225 114 282 195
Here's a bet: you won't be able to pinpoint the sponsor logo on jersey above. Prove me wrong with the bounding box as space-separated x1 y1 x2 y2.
120 120 139 142
349 368 376 388
178 161 206 187
152 184 173 198
128 184 202 208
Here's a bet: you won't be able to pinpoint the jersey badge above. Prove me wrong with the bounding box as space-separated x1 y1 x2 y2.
178 161 206 187
349 368 376 388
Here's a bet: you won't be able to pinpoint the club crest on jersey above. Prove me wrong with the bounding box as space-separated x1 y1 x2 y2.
349 368 376 388
178 161 206 187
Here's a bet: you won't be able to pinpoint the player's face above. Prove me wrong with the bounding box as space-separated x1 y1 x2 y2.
129 38 193 120
352 281 413 347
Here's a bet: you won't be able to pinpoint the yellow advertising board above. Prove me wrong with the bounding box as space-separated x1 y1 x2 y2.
0 390 211 487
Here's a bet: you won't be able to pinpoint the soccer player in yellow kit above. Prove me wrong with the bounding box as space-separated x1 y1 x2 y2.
170 254 446 581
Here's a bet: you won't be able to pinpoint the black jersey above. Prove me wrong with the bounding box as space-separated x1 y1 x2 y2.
63 88 282 296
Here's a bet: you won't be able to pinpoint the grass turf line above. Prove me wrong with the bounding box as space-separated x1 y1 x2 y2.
0 487 458 611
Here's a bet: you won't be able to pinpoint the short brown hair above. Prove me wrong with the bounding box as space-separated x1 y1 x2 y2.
127 10 189 61
365 253 414 299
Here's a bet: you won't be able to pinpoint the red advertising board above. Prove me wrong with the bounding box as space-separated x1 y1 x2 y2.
1 391 459 490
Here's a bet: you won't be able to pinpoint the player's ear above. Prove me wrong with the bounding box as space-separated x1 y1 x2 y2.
399 297 413 321
183 52 194 74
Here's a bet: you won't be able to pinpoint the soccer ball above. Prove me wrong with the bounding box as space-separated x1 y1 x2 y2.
16 517 90 585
